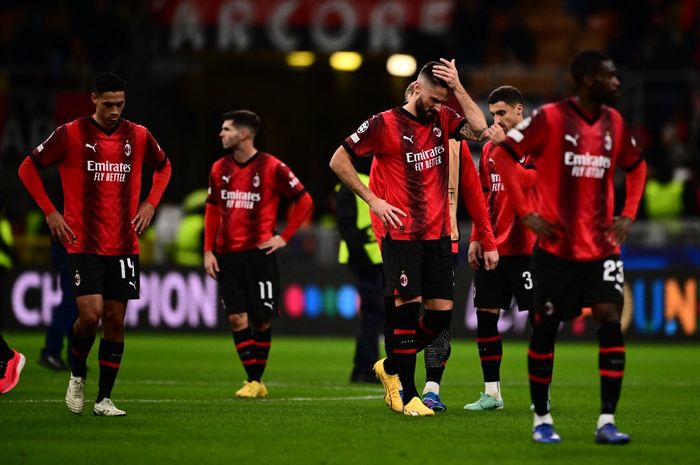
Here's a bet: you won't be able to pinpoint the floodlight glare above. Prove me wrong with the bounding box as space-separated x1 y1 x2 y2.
286 51 316 68
386 54 417 77
329 52 363 71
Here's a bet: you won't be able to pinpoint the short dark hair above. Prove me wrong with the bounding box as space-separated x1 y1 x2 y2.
487 85 524 106
418 61 449 89
92 72 126 94
222 110 261 135
570 50 611 85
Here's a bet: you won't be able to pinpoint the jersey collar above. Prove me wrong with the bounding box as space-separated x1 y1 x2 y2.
87 116 122 136
232 151 260 168
566 98 602 125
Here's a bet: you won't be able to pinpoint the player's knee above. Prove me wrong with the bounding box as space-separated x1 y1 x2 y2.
228 313 248 331
252 318 271 332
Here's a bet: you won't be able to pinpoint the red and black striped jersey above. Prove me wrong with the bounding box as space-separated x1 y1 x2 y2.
31 117 167 255
343 106 466 241
478 140 537 256
500 98 643 260
206 152 306 253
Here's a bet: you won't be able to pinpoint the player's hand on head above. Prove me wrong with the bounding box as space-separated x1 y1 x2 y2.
605 216 633 246
433 58 461 91
483 249 499 271
368 198 406 230
46 211 77 245
131 202 155 235
203 251 219 279
467 240 482 270
522 213 558 242
258 235 286 255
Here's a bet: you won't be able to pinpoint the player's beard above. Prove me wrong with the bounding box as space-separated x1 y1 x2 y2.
415 99 437 123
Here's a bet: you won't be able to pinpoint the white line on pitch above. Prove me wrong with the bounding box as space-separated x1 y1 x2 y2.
4 395 383 404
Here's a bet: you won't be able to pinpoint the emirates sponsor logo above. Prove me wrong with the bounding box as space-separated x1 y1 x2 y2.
405 144 445 172
564 152 611 179
221 189 261 209
86 160 131 182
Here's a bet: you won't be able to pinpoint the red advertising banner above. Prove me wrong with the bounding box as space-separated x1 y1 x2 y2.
152 0 457 51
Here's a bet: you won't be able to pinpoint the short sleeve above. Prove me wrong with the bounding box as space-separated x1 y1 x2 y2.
442 105 466 139
341 114 384 159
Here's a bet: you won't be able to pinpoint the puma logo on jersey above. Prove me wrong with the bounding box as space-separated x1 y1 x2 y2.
263 302 274 310
128 281 137 290
85 143 97 152
403 135 414 144
564 134 579 147
221 175 230 183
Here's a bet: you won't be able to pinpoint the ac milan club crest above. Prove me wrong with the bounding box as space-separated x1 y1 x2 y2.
74 271 81 287
399 272 408 287
253 173 260 187
124 140 132 157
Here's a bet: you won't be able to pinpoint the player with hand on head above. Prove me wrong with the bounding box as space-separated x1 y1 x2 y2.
330 59 497 416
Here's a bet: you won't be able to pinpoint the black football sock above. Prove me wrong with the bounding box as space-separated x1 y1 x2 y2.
476 311 502 383
528 315 558 415
253 327 272 381
0 335 12 361
392 302 420 400
69 328 96 378
232 328 258 381
597 322 625 414
96 338 124 402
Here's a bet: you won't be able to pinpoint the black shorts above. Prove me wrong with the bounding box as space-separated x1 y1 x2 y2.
474 255 533 311
531 247 625 321
68 253 140 301
217 249 280 320
381 235 453 300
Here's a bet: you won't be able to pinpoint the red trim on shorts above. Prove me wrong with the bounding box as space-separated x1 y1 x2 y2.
599 346 625 354
236 340 256 350
528 349 554 360
98 360 120 369
528 373 551 384
599 369 624 378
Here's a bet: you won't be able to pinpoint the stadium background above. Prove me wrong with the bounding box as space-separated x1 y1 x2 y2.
1 0 699 339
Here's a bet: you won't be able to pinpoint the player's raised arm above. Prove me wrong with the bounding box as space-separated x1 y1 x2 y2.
432 58 488 141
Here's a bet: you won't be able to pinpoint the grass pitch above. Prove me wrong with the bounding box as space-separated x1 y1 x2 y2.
1 333 699 465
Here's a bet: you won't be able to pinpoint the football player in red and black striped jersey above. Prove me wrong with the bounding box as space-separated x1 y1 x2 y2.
19 73 172 416
491 50 646 444
330 59 498 416
203 110 313 399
